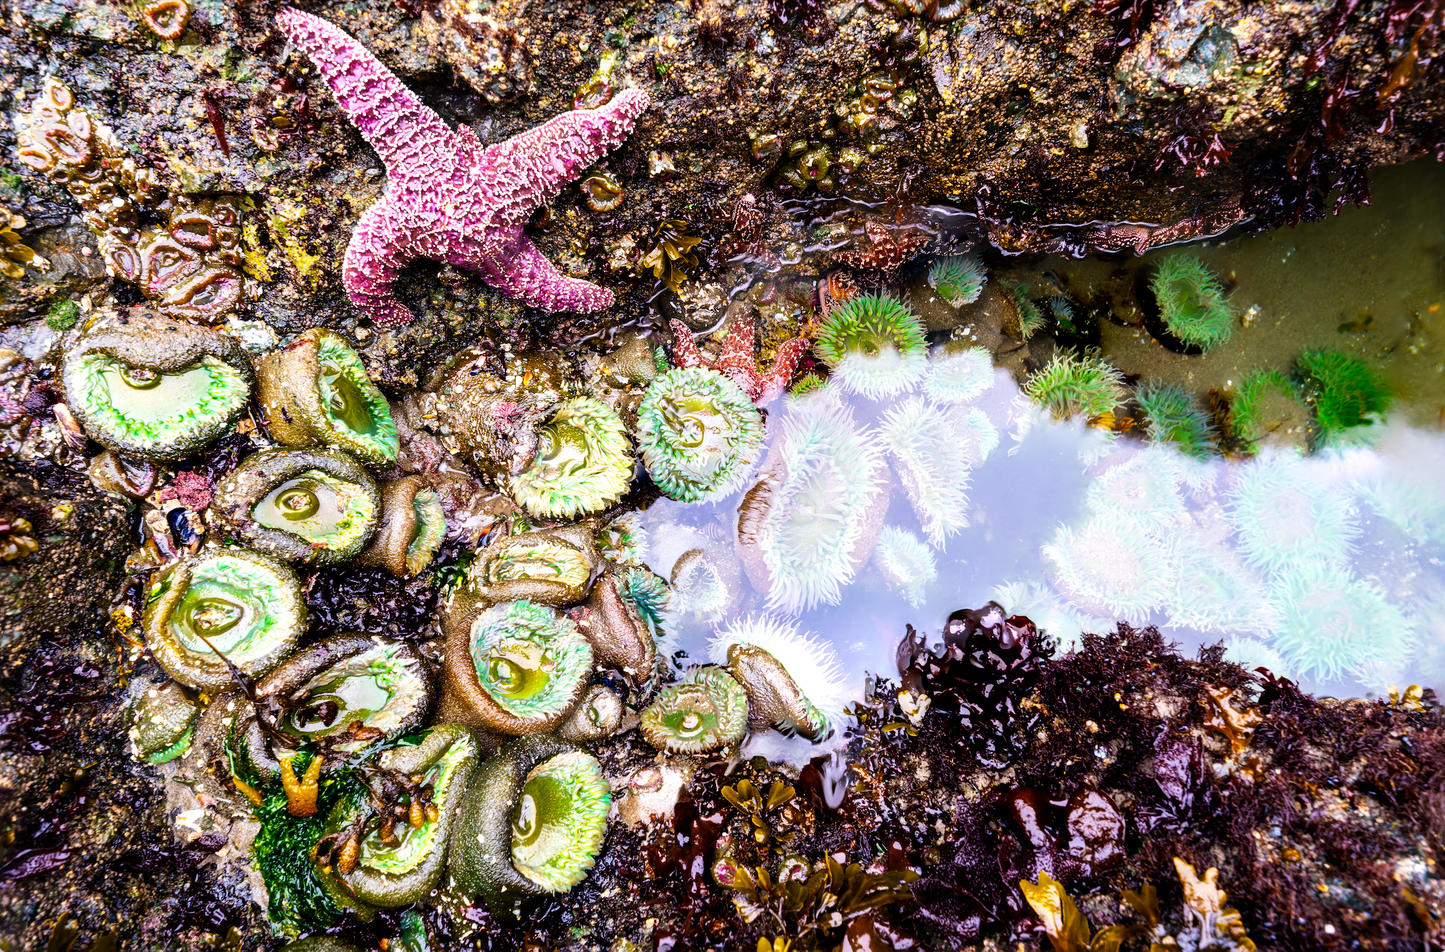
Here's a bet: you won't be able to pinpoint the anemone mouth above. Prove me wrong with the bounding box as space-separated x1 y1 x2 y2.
469 600 594 725
61 311 253 460
142 548 304 693
507 396 632 519
278 640 430 755
814 294 927 400
510 749 611 892
639 667 748 754
258 328 399 467
209 447 381 564
636 367 766 503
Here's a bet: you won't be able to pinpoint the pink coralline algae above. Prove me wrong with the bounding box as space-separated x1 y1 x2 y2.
670 313 810 405
275 9 650 325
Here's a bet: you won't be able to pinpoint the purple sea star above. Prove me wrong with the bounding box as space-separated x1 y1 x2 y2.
276 9 649 325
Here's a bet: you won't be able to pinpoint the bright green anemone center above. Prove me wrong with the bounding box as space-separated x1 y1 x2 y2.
637 368 764 503
359 740 467 875
470 601 593 719
157 555 290 664
252 469 374 548
510 750 610 892
281 642 421 753
485 542 591 587
508 397 631 520
78 353 247 450
313 337 398 460
534 421 591 477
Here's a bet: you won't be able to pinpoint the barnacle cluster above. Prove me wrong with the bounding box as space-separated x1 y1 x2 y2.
0 205 44 280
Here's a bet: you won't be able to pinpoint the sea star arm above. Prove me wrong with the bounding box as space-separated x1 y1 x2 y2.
668 319 709 370
342 197 419 327
462 232 615 312
753 336 811 404
276 8 455 181
482 89 651 231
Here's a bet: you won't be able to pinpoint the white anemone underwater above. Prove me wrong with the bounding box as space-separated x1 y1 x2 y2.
879 397 972 548
1043 515 1177 625
1268 559 1411 685
871 526 937 607
1230 453 1359 574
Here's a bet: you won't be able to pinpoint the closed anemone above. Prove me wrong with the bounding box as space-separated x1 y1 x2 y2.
1042 515 1176 625
923 345 995 404
879 398 971 548
142 547 304 693
1268 559 1410 685
871 525 937 607
1024 352 1126 421
257 328 399 466
209 447 380 565
357 476 446 578
1229 453 1358 573
814 293 927 400
927 254 987 307
636 367 765 503
708 614 850 741
507 396 632 519
61 310 253 460
1148 254 1235 351
639 667 748 754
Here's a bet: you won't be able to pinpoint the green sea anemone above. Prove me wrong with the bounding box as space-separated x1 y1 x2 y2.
879 398 972 548
507 396 633 519
814 293 928 400
461 524 598 607
1148 254 1235 351
315 725 478 914
1042 515 1175 625
442 599 594 736
127 679 199 764
557 684 624 745
1023 352 1126 421
923 345 995 404
953 405 1000 466
709 614 850 741
449 735 611 915
1165 541 1277 635
1359 463 1445 547
357 476 446 578
1229 454 1358 573
1221 637 1292 679
60 309 253 460
142 547 305 693
1295 348 1391 444
595 512 648 565
1230 369 1304 446
257 328 399 467
209 447 381 565
615 565 670 643
1084 447 1186 533
736 398 887 613
1134 381 1216 459
1269 560 1411 684
1044 295 1080 335
927 254 987 307
639 666 749 754
1005 280 1046 340
871 525 936 607
636 366 765 503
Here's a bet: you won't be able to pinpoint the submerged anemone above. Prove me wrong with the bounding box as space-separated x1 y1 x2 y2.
927 254 987 307
871 525 937 607
635 366 765 503
315 725 478 914
142 547 305 693
1134 381 1215 459
1005 280 1046 340
209 447 381 565
1230 369 1303 446
1229 454 1358 573
736 398 887 614
507 396 632 520
1165 540 1278 635
449 735 610 915
442 599 594 736
1042 516 1176 625
1023 352 1126 421
356 476 446 578
1295 348 1391 444
1221 637 1292 679
1148 254 1234 351
879 398 972 548
922 345 995 404
709 614 850 741
257 328 399 467
61 309 253 460
639 666 749 754
461 524 598 607
813 293 928 400
1269 560 1411 684
1085 447 1186 533
952 405 1000 466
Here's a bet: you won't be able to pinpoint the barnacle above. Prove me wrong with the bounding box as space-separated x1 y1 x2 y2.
814 293 928 400
1135 381 1215 459
636 366 766 503
710 614 850 741
927 255 987 307
871 525 936 607
142 547 305 693
459 523 598 607
879 397 972 547
507 396 632 520
639 667 749 754
315 725 478 914
127 679 200 764
449 735 610 914
356 476 446 578
209 447 381 565
442 599 594 736
737 397 887 613
257 328 399 467
1229 453 1357 573
1043 515 1175 624
1148 254 1235 351
61 310 253 460
1295 347 1391 444
0 205 44 279
923 345 995 404
1023 352 1126 421
641 219 702 294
